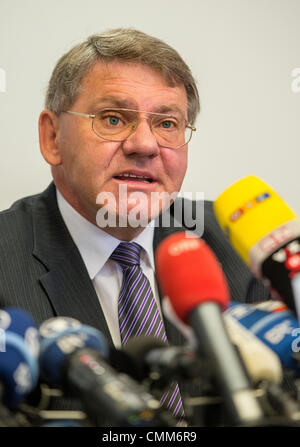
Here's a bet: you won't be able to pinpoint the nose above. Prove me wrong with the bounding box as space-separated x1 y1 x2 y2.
121 117 160 158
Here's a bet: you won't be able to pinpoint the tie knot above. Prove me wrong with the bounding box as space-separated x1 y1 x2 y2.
110 242 142 269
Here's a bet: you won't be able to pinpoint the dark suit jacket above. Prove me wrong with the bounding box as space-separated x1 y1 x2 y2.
0 183 270 420
0 182 269 341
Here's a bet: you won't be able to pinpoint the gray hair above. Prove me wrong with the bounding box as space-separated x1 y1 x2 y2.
45 28 200 124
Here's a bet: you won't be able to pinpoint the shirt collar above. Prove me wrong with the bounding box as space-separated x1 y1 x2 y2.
56 188 156 279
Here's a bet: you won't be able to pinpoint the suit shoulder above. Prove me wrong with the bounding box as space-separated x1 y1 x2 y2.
174 196 219 234
0 191 44 247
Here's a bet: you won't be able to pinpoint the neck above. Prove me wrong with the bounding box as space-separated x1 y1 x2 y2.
96 223 149 241
54 180 154 241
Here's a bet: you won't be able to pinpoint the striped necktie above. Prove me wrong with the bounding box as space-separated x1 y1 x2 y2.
110 241 185 423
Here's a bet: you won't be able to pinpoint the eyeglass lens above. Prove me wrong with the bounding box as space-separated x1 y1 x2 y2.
92 109 192 148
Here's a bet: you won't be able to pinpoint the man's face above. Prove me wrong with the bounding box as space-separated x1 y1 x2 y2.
49 61 189 232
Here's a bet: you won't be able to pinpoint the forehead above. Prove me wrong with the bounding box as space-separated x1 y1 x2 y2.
75 60 188 114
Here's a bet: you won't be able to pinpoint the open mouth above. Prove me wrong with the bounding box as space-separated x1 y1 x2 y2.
114 173 154 183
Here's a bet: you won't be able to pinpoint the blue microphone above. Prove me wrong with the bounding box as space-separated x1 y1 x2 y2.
0 307 39 407
39 316 108 385
38 317 176 427
225 302 300 374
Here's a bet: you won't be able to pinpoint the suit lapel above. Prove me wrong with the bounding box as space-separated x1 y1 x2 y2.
153 207 189 347
32 183 114 346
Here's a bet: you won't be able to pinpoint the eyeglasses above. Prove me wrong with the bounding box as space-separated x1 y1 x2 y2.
65 107 196 149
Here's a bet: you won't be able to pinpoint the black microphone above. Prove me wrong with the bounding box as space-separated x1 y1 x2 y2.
110 335 208 391
38 316 176 427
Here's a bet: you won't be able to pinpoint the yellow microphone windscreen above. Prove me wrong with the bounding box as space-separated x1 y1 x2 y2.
213 175 297 266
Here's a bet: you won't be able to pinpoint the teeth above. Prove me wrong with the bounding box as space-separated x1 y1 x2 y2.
122 173 149 179
119 173 152 182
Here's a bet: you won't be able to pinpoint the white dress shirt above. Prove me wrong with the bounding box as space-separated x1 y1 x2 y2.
56 188 160 348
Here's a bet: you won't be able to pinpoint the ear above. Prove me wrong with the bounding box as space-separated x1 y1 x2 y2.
38 109 62 166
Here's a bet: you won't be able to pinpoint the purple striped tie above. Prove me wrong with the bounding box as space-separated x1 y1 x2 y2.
111 242 185 423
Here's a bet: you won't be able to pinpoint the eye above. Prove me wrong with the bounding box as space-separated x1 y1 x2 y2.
157 119 179 131
108 116 120 126
97 110 127 128
161 120 173 129
152 117 179 131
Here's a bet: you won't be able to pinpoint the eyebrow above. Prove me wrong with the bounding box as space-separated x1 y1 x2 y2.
153 105 185 117
89 96 186 118
90 96 136 109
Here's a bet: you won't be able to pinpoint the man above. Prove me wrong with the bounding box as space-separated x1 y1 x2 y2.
0 29 269 423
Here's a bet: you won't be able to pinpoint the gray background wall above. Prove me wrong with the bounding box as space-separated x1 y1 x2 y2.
1 0 300 213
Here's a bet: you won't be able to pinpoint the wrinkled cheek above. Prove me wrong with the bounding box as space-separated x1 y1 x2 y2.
161 150 188 188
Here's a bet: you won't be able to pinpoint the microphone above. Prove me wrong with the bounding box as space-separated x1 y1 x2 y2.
110 335 207 390
39 316 175 427
214 175 300 318
162 295 283 386
155 231 264 425
0 307 39 408
39 316 109 385
224 314 283 385
225 301 300 375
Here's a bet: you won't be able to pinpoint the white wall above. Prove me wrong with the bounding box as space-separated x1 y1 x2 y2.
1 0 300 213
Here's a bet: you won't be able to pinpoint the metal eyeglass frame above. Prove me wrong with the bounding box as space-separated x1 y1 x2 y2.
65 108 196 149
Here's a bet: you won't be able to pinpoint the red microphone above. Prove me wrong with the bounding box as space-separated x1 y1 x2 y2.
155 232 229 322
155 232 264 425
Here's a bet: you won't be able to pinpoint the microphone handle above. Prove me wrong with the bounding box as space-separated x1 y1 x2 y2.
188 302 263 425
63 348 174 427
0 384 30 427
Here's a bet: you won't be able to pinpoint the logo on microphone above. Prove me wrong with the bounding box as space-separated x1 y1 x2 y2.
269 240 300 279
229 192 271 223
168 237 202 256
259 226 293 255
291 328 300 353
39 316 81 338
264 320 294 344
0 328 5 352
